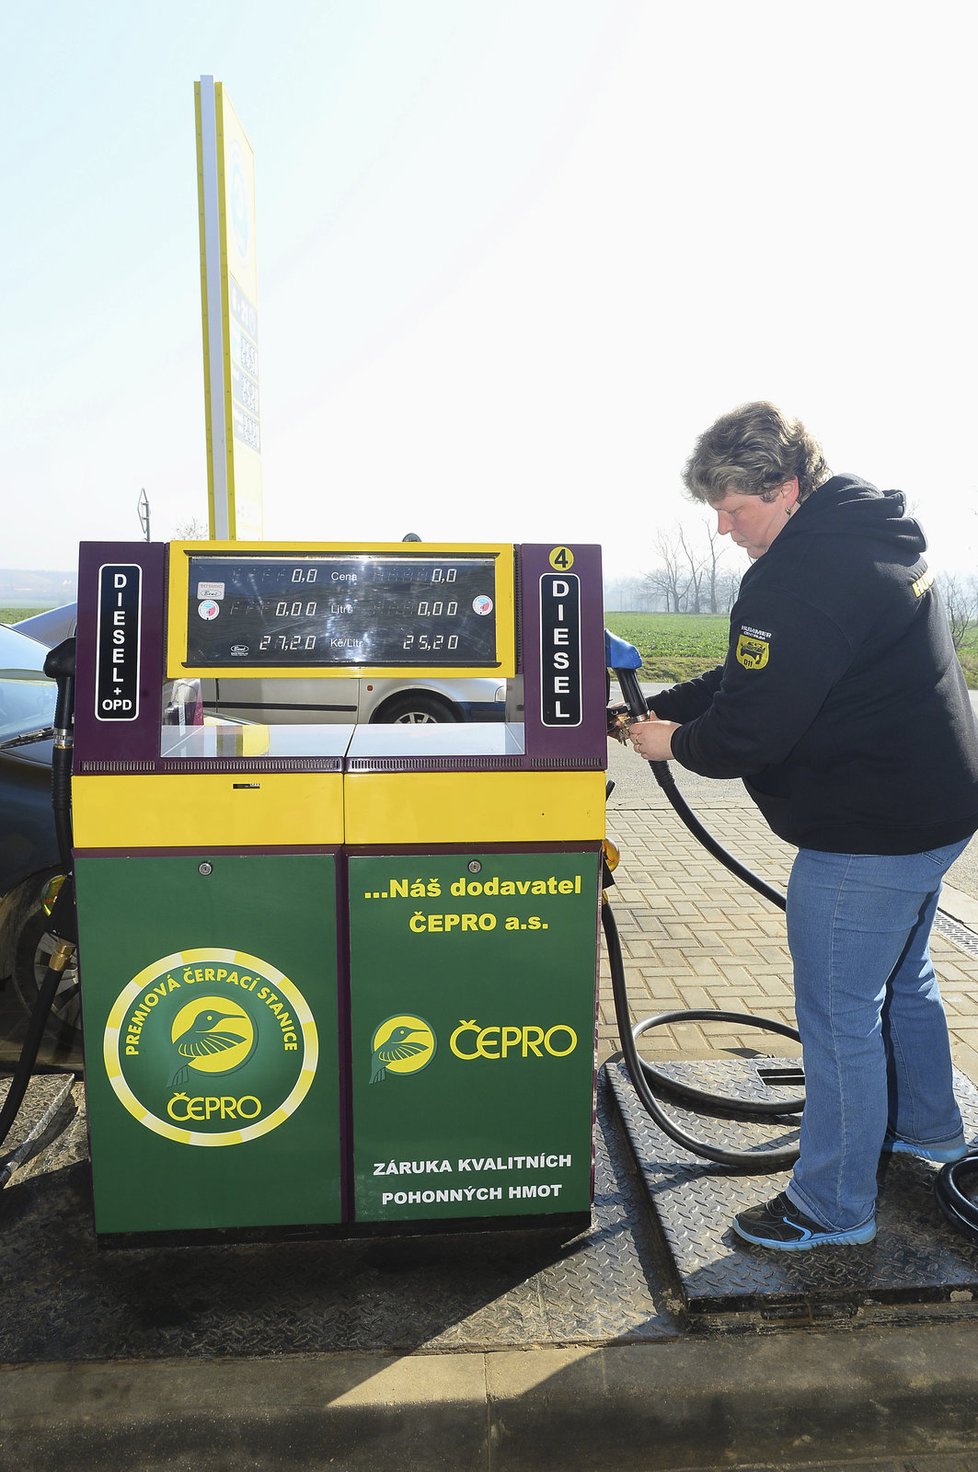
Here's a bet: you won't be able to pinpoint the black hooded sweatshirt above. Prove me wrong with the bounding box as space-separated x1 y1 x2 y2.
649 475 978 853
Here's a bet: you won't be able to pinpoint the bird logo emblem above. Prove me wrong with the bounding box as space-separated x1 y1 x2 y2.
170 998 256 1088
369 1014 436 1084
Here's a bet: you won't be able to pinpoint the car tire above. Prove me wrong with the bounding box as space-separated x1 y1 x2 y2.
8 871 82 1050
374 692 459 724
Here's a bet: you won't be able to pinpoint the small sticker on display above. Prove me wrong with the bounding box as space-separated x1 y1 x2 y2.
197 599 221 621
196 582 225 600
472 595 493 616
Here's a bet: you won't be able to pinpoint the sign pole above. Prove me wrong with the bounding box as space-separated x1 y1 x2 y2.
194 75 264 541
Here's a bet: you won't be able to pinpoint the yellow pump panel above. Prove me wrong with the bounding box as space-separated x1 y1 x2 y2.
72 773 345 849
343 770 606 846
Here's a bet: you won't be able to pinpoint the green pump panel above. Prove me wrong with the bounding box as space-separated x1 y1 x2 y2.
348 851 600 1222
75 853 343 1234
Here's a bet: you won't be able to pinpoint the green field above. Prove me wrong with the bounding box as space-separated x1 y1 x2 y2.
1 607 46 625
604 612 729 682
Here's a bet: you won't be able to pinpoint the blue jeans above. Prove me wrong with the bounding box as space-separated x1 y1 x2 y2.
785 839 970 1231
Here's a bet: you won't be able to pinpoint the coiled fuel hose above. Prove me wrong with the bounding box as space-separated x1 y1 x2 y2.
605 643 802 1170
936 1158 978 1244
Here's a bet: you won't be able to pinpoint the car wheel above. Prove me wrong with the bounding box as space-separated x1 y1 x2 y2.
10 873 82 1048
376 693 459 724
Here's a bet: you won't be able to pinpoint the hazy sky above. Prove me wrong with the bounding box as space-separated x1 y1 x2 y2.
2 0 975 581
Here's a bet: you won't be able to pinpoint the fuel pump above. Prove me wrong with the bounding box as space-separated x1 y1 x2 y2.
69 538 607 1238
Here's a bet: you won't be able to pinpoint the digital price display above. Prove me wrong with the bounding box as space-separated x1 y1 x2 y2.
185 553 500 668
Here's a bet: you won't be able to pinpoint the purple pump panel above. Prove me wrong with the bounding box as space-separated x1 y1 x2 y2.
518 543 606 769
74 542 167 771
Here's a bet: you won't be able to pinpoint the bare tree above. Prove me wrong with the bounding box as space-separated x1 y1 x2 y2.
715 568 742 613
643 527 690 613
642 520 738 614
677 526 705 613
171 516 209 540
614 576 657 611
937 572 975 650
700 520 732 613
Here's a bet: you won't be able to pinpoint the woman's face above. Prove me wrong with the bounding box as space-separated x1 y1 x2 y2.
711 479 799 559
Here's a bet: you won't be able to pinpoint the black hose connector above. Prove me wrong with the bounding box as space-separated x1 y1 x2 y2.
614 665 648 723
44 637 76 735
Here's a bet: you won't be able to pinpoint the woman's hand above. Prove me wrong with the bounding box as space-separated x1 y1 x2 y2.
629 714 681 761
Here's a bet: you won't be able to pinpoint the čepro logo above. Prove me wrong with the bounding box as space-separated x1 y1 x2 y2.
103 949 318 1146
369 1014 436 1084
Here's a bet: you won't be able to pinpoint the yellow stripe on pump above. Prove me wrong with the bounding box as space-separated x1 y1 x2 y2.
72 774 345 849
344 770 606 845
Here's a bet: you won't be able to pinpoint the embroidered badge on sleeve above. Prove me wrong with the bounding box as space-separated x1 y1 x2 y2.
736 625 771 670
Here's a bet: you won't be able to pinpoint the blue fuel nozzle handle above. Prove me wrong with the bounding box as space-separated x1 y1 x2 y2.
605 630 649 722
604 630 642 671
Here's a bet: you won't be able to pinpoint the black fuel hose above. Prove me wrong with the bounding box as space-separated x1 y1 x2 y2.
606 662 801 1166
647 758 787 912
612 663 788 911
631 1009 803 1116
935 1156 978 1242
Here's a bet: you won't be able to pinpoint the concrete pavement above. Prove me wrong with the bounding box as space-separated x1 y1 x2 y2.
5 1327 978 1470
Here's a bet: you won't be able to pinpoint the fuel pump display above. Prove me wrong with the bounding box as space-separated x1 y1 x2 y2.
179 549 506 668
70 539 607 1238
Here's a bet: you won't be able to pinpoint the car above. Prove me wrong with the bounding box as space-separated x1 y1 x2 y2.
0 623 78 1051
11 603 78 648
14 604 507 724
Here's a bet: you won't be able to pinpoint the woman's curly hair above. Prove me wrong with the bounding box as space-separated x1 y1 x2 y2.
683 401 830 505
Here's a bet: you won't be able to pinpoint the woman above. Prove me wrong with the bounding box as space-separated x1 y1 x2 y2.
630 401 978 1250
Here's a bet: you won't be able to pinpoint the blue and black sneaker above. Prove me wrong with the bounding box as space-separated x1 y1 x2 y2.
882 1134 967 1164
733 1192 877 1250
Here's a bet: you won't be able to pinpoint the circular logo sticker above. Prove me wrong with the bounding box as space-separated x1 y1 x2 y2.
472 595 493 616
197 599 221 621
103 949 319 1147
369 1014 436 1084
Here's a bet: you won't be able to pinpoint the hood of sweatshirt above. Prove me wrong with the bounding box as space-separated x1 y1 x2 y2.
790 474 927 557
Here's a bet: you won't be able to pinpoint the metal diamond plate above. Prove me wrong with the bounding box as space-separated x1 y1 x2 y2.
608 1057 978 1314
0 1079 678 1363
